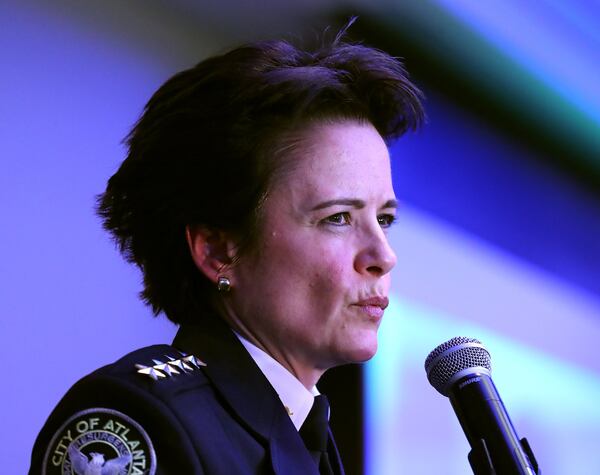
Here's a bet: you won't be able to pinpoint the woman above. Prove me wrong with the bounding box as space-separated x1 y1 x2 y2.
30 29 424 475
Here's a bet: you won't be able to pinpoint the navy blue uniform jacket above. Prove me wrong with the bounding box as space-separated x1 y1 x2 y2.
29 313 345 474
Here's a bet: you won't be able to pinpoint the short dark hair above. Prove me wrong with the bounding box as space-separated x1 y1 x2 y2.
97 30 424 324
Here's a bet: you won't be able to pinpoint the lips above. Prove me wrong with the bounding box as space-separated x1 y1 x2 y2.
353 296 389 319
355 296 389 309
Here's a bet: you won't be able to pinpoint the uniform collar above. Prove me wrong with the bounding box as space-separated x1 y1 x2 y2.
173 314 283 440
172 313 337 475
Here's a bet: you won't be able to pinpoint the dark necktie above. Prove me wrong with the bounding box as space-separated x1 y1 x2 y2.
299 395 335 475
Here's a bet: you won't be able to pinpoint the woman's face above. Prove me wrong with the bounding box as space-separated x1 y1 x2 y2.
226 120 397 386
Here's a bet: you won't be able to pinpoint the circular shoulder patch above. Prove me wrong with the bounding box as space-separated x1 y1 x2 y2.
42 407 156 475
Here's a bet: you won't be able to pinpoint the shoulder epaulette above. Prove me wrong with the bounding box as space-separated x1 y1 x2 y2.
134 352 206 381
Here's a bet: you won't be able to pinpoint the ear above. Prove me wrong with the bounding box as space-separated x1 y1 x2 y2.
186 225 236 284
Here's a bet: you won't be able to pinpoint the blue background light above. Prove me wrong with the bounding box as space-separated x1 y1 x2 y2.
365 206 600 474
432 0 600 128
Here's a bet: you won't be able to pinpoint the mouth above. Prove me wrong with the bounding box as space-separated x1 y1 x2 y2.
352 296 389 320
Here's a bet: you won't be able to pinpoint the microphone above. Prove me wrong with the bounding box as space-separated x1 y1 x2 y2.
424 337 540 475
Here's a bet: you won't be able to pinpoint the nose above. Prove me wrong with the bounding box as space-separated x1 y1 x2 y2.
354 225 397 277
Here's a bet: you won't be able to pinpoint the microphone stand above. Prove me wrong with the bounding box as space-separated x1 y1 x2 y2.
468 437 541 475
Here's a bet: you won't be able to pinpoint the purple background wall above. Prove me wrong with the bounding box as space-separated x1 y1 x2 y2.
2 1 599 473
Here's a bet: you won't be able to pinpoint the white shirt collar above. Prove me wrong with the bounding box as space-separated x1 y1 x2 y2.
234 331 318 430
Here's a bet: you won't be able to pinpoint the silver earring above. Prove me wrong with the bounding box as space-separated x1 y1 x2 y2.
217 276 231 292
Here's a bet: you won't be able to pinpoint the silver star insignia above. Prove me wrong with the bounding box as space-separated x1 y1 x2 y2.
135 353 206 380
135 364 166 380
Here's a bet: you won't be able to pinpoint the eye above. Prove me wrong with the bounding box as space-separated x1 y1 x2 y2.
323 212 352 226
377 213 396 228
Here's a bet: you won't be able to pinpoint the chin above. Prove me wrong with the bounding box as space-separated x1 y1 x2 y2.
353 345 379 363
341 337 379 364
326 328 380 367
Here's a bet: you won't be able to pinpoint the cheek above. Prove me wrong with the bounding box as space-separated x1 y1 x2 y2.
263 231 354 306
304 256 350 305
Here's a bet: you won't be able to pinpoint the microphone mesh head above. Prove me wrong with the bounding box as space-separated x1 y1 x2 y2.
424 336 491 396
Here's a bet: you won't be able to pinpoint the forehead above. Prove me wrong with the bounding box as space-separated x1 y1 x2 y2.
279 120 393 197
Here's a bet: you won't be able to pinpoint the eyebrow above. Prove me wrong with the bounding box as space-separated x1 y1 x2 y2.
311 198 398 211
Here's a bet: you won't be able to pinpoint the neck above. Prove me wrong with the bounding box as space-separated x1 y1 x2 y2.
218 300 325 389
